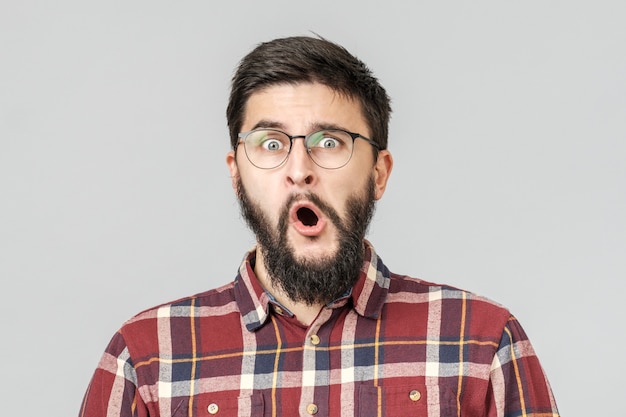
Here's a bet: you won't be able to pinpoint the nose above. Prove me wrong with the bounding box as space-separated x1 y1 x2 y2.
285 137 315 186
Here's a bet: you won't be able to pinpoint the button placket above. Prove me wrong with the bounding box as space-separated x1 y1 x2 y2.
301 316 330 417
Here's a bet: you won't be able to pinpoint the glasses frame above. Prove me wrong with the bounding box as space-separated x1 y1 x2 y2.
237 128 381 170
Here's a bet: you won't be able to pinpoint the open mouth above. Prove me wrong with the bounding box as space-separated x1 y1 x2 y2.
297 207 319 227
290 201 326 237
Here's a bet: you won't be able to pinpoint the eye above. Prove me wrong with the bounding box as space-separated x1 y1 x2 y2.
250 130 287 151
261 139 284 151
308 131 344 149
319 138 339 148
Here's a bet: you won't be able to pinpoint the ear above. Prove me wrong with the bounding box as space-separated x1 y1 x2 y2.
372 150 393 200
226 150 240 195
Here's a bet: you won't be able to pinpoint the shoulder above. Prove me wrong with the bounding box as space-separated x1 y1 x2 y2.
118 281 239 335
385 272 512 332
104 281 242 357
388 272 505 305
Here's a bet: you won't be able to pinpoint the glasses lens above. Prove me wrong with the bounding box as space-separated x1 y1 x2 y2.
306 130 354 169
243 129 291 169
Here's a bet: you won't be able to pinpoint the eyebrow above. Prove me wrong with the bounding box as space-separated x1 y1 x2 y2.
251 119 287 131
250 119 352 134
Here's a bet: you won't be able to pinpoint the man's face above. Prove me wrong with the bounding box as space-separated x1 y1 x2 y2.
226 82 392 303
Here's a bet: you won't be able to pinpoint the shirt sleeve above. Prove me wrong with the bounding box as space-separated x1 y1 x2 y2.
79 331 148 417
487 315 560 417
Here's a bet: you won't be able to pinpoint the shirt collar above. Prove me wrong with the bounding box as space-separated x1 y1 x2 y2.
233 241 391 331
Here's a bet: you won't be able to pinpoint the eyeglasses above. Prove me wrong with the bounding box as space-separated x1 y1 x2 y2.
237 128 380 169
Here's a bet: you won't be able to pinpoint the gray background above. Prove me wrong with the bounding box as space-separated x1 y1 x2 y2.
1 1 624 416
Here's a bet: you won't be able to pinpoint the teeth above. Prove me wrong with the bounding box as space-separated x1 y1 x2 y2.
297 207 318 226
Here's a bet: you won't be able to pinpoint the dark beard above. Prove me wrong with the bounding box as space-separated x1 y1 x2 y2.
236 178 376 306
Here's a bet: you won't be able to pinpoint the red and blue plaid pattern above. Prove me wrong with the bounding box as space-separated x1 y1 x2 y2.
80 243 559 416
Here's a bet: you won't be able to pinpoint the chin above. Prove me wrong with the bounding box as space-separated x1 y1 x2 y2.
290 234 339 258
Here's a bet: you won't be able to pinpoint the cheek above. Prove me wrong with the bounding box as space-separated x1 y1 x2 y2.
325 179 368 213
242 179 284 219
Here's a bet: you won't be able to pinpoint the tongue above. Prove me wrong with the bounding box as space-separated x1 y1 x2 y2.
297 207 319 226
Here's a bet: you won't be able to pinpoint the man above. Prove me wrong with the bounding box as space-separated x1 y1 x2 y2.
80 36 559 417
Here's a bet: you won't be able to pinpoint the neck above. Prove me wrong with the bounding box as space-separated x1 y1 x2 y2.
253 248 324 327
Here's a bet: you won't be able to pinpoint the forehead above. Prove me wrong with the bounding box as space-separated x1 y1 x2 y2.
242 82 368 134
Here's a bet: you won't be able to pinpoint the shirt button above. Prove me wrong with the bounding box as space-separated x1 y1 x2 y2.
306 403 319 415
409 389 421 401
207 403 219 414
310 334 320 345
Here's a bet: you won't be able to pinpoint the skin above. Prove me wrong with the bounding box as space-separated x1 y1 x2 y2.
226 82 393 325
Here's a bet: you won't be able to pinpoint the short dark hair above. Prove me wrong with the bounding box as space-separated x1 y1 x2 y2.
226 36 392 151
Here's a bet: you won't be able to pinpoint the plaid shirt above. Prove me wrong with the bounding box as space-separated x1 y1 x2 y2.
80 243 559 417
